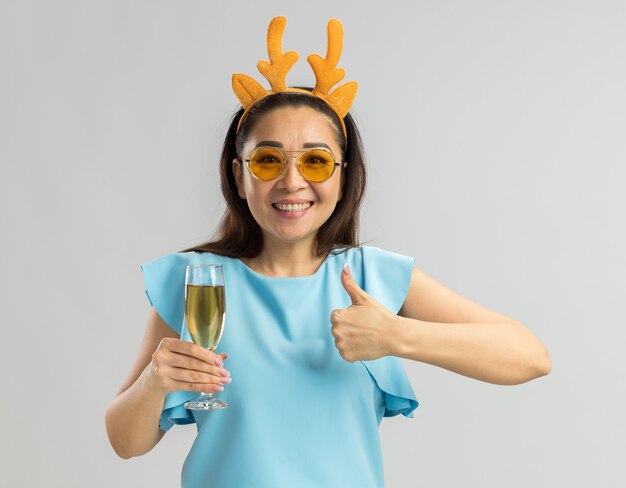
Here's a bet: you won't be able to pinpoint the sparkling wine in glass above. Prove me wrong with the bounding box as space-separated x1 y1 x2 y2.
184 264 228 410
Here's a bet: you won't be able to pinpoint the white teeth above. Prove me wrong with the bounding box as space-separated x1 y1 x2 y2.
273 202 312 212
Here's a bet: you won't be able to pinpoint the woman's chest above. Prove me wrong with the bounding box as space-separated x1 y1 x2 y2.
199 276 382 417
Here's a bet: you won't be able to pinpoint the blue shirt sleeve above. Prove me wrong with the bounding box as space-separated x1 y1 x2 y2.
357 246 419 419
140 252 198 430
140 253 189 335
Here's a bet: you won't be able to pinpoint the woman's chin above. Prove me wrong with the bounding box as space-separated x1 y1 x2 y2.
264 228 317 246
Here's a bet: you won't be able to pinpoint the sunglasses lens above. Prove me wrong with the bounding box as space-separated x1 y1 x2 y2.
300 149 336 182
248 148 285 180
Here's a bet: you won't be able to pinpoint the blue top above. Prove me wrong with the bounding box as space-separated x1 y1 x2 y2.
140 245 418 487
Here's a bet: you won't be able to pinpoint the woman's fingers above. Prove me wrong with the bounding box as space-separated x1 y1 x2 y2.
161 339 231 378
168 366 232 386
167 353 228 377
167 357 232 386
148 338 231 394
164 338 225 365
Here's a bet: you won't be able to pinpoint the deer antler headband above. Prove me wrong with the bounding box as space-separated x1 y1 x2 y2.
232 16 358 139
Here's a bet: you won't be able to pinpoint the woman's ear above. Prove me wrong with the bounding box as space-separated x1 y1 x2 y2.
232 158 247 199
337 168 345 202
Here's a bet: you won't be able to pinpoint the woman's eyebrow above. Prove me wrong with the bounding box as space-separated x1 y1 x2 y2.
254 140 283 148
302 142 332 150
253 141 333 151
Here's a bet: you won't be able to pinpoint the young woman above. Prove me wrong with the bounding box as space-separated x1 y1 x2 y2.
105 17 551 487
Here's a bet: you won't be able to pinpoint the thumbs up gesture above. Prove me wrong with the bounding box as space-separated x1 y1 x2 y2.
330 264 397 362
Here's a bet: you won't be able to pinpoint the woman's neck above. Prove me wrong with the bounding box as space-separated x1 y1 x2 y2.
242 237 327 278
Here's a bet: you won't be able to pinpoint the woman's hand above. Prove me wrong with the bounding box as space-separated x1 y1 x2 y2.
145 338 231 395
330 265 397 362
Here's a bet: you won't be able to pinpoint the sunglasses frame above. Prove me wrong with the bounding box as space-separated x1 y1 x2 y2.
242 147 347 183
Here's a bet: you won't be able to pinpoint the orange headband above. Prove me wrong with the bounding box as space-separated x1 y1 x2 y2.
232 16 358 139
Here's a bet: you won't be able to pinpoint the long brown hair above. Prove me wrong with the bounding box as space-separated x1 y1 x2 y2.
180 91 367 258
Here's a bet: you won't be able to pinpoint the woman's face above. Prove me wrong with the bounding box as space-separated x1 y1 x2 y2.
233 106 344 250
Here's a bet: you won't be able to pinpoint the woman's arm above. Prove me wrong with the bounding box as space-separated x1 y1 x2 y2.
105 308 229 459
105 310 174 458
393 267 552 385
331 265 551 385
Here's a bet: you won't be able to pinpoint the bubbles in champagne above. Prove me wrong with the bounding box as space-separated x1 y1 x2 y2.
185 285 226 351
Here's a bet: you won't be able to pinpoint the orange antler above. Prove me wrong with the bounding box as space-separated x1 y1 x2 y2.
257 16 300 92
308 19 346 96
308 19 358 117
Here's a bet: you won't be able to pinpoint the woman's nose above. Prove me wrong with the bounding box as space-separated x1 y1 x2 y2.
278 156 307 190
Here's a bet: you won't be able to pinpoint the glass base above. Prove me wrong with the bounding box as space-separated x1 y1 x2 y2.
185 392 228 410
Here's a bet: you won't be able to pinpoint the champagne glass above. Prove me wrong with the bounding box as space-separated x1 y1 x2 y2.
183 264 228 410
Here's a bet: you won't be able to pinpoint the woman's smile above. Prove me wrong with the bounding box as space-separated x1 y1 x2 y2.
272 199 314 217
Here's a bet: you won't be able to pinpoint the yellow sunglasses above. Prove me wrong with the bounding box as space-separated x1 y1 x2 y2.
242 146 347 183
